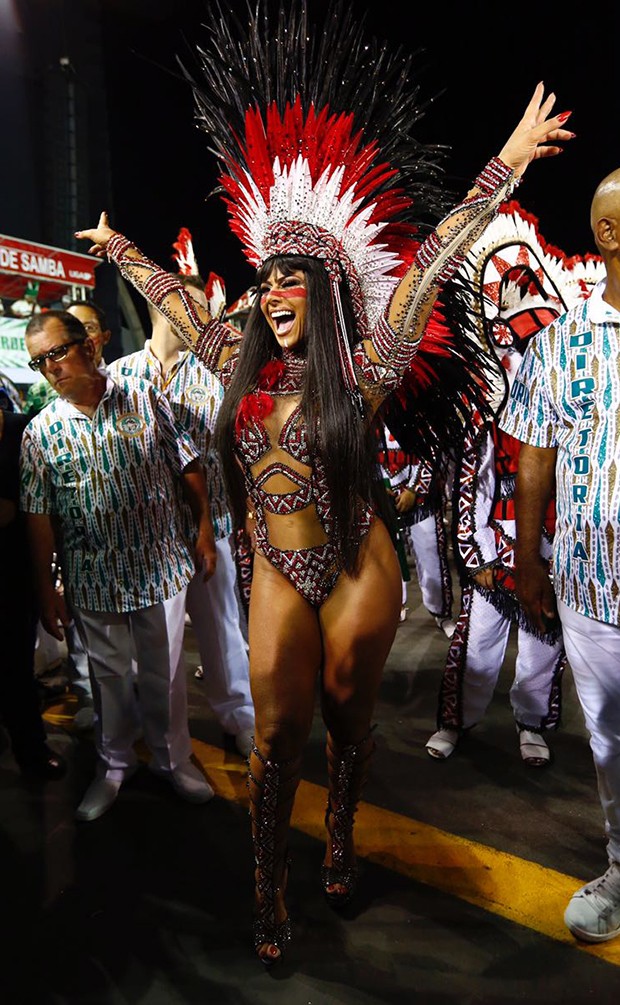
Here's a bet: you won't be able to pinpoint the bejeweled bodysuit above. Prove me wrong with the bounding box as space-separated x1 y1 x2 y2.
230 351 356 606
106 157 516 606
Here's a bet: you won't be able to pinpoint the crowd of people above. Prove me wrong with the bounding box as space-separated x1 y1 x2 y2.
2 0 620 971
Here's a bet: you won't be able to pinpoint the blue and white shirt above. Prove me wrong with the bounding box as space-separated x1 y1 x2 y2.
108 344 232 540
20 375 199 613
499 281 620 625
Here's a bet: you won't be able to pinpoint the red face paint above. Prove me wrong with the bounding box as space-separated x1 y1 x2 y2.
260 286 307 303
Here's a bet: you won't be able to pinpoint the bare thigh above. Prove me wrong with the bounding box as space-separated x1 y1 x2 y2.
248 552 323 759
319 519 401 743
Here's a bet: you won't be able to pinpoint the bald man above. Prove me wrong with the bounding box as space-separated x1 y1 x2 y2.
499 168 620 944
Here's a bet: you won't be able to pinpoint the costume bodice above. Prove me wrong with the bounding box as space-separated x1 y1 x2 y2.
228 351 352 552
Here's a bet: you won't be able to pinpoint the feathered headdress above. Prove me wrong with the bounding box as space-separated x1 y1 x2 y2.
205 271 227 320
453 199 605 413
181 0 450 401
171 226 200 276
460 200 604 343
171 226 228 320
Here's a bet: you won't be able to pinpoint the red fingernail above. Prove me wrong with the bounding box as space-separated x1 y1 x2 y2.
557 111 572 123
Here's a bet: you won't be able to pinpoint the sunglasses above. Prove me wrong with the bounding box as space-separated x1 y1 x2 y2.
28 337 87 372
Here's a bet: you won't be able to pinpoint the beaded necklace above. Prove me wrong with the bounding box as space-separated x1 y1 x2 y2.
235 351 307 433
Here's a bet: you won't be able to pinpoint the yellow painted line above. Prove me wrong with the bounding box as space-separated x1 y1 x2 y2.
189 738 620 967
43 693 79 727
45 704 620 966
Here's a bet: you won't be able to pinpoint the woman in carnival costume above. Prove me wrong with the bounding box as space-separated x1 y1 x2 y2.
77 0 573 966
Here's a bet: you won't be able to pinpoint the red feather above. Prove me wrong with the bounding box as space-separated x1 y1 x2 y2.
234 360 287 434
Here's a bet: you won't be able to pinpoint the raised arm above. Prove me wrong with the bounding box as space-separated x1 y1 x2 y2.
388 83 573 345
75 214 241 374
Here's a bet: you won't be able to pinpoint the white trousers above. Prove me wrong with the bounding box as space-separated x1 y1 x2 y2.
558 600 620 864
404 511 453 619
439 584 565 730
74 589 191 776
185 536 254 735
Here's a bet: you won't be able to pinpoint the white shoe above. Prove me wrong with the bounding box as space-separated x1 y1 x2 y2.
517 726 550 767
76 765 137 822
150 760 214 803
564 863 620 943
434 616 457 639
425 728 459 760
234 728 254 759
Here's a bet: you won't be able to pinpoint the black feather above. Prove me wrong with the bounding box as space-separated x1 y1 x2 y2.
177 0 452 229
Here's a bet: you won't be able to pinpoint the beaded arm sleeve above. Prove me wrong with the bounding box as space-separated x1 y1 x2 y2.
106 233 241 374
356 157 517 404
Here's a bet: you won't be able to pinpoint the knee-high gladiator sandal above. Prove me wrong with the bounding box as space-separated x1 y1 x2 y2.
321 729 376 909
248 743 301 966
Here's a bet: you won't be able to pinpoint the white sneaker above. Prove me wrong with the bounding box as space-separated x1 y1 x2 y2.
150 760 214 803
76 765 138 822
564 863 620 942
434 616 457 639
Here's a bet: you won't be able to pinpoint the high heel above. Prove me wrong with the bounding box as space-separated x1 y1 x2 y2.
248 743 301 966
321 798 358 908
321 729 376 909
253 859 291 966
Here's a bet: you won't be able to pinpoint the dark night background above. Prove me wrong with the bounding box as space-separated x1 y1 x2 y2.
96 0 616 294
1 0 618 344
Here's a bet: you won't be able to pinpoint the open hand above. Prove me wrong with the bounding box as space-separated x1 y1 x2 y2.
498 82 574 179
395 487 416 515
74 211 117 258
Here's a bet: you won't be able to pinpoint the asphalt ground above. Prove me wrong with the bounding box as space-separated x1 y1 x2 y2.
2 556 620 1004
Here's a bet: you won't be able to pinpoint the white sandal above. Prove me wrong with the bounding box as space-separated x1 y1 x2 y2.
518 728 550 768
425 728 459 760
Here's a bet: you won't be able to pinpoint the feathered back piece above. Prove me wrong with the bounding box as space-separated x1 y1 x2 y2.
459 200 604 349
452 199 605 414
378 275 499 464
378 198 606 462
181 0 450 340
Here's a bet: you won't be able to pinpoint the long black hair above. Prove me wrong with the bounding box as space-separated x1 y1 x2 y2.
214 254 380 574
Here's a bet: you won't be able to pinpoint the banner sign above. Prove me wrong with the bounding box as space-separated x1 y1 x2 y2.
0 233 97 288
0 316 37 384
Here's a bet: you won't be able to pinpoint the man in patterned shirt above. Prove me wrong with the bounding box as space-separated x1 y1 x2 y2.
107 273 255 758
500 169 620 943
20 310 217 821
26 299 113 732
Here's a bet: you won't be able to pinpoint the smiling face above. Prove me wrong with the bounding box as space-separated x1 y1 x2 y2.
259 266 307 350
